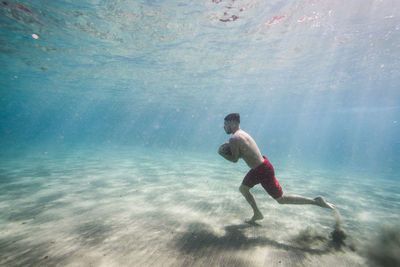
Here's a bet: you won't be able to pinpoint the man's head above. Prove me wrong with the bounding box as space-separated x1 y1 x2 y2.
224 113 240 134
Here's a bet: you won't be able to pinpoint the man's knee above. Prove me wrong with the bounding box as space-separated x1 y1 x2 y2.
275 196 284 204
239 184 250 194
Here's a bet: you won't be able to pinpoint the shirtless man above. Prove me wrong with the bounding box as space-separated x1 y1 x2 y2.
218 113 334 223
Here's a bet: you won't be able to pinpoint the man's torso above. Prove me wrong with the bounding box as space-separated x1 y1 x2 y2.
230 129 265 169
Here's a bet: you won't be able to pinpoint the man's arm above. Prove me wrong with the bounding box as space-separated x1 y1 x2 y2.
229 137 240 162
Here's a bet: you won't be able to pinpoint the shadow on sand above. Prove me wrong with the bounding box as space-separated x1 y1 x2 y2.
174 222 342 257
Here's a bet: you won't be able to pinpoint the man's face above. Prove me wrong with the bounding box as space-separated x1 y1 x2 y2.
224 120 232 134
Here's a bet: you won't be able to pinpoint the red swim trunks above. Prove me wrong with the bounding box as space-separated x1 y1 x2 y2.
242 156 283 199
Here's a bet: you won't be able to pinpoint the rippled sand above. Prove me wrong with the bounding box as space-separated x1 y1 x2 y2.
1 148 398 266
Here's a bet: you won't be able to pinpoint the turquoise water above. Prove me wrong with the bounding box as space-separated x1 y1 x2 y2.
1 1 399 266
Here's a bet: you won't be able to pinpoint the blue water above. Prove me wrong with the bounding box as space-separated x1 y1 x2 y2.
1 1 400 266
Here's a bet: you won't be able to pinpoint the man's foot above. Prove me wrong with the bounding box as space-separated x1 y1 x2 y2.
245 212 264 223
314 196 335 209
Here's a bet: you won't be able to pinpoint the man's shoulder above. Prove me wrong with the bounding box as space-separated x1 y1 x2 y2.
234 129 251 138
230 131 246 142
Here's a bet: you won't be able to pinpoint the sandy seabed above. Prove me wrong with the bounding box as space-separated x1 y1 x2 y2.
0 148 399 266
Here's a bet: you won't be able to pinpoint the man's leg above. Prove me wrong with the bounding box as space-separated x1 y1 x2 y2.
239 184 264 222
275 194 335 209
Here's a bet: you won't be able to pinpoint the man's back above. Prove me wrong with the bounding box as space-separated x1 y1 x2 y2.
230 129 264 169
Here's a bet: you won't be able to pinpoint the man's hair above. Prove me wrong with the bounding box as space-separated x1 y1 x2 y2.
224 113 240 123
